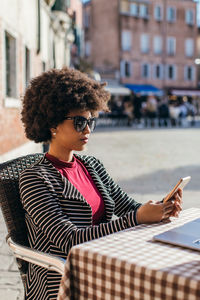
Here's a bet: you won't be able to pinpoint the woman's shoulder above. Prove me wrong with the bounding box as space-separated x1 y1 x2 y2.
19 154 56 179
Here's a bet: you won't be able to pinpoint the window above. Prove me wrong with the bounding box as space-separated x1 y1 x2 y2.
84 12 90 28
154 5 163 21
120 60 132 78
167 7 176 23
130 3 138 16
167 37 176 56
5 31 17 98
120 0 129 14
185 9 194 26
141 63 150 78
184 66 195 81
141 34 149 54
139 4 148 18
167 65 176 80
185 38 194 57
153 36 162 55
125 62 131 77
85 41 91 57
25 47 30 88
154 64 163 79
121 30 131 51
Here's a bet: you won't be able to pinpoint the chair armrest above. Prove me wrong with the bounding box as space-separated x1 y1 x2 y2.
7 237 65 275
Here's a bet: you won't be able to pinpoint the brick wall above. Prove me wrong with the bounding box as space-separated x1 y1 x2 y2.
0 109 27 155
84 0 198 89
120 0 198 89
87 0 120 77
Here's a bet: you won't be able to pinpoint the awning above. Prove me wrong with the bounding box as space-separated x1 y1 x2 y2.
105 85 131 96
124 84 163 96
171 89 200 97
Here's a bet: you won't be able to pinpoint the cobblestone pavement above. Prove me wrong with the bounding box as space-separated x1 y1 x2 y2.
1 127 200 299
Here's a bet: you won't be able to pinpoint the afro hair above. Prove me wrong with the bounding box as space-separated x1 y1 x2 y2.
21 67 110 143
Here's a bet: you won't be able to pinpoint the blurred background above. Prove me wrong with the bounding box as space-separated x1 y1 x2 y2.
1 1 200 298
1 0 200 161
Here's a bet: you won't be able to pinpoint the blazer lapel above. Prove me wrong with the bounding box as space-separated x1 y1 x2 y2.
42 155 115 222
61 175 86 203
76 155 115 222
42 157 87 203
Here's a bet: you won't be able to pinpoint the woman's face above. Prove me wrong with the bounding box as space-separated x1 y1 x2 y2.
50 109 94 156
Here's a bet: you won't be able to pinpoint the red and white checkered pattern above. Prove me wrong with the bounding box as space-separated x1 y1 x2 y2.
58 208 200 300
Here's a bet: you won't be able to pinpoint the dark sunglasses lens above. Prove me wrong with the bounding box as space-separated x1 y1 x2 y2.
74 117 96 132
89 118 96 132
74 117 87 132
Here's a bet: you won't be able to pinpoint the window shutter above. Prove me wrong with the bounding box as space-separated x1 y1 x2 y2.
121 30 131 51
173 65 177 80
120 60 125 77
185 39 194 57
141 34 149 53
184 66 187 81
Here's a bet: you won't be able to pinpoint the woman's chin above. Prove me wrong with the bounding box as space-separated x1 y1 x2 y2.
75 144 88 152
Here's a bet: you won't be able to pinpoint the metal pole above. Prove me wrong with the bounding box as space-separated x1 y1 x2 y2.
162 0 167 95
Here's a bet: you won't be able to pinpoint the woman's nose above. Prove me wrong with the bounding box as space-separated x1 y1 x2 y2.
83 124 91 134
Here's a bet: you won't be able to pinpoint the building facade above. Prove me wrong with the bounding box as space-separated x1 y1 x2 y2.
0 0 75 162
83 0 198 93
69 0 84 63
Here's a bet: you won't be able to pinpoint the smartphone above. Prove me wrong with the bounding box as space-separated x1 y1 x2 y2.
163 176 191 203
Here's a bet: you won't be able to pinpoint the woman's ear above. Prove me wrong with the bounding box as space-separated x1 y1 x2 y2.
50 128 57 137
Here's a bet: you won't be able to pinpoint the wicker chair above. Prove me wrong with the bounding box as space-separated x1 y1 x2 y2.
0 153 65 290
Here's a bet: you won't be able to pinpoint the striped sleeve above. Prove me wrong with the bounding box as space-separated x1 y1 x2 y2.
19 169 139 255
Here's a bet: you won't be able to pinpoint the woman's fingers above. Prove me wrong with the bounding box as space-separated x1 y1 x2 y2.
175 201 182 211
166 188 183 218
164 206 174 214
162 195 182 219
174 188 183 203
160 202 172 220
163 201 173 211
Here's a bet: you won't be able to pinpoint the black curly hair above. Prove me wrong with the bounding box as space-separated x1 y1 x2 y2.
21 67 110 143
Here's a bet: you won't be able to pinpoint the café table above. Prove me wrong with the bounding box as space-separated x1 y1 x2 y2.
58 208 200 300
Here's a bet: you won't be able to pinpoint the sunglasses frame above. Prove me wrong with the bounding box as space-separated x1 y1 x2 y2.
65 116 96 132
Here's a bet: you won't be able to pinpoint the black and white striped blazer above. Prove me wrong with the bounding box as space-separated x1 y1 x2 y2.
19 154 142 300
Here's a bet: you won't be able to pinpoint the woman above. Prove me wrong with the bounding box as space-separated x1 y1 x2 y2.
19 67 182 299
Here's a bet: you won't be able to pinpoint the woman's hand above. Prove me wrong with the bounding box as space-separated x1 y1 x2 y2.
136 188 183 224
168 188 182 218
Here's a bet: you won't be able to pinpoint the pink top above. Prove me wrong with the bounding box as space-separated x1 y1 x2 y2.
45 153 105 225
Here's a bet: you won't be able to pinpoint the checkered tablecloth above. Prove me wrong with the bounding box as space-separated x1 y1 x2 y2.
58 208 200 300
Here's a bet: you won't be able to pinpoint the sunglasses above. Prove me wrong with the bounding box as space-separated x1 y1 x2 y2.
65 116 96 132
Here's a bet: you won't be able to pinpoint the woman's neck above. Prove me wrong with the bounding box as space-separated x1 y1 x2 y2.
48 145 74 162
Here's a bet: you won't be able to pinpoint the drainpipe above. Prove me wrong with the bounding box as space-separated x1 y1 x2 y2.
162 0 167 96
118 0 122 84
37 0 41 54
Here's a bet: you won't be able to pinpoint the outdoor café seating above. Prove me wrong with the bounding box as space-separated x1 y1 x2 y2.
0 154 65 293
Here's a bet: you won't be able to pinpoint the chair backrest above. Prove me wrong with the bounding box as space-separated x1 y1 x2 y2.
0 153 43 275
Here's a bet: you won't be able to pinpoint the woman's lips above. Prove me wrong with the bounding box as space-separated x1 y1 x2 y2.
81 137 89 143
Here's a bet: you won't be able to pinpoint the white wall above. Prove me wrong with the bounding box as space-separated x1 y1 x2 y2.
0 0 71 74
0 0 73 160
41 2 51 65
0 0 37 49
